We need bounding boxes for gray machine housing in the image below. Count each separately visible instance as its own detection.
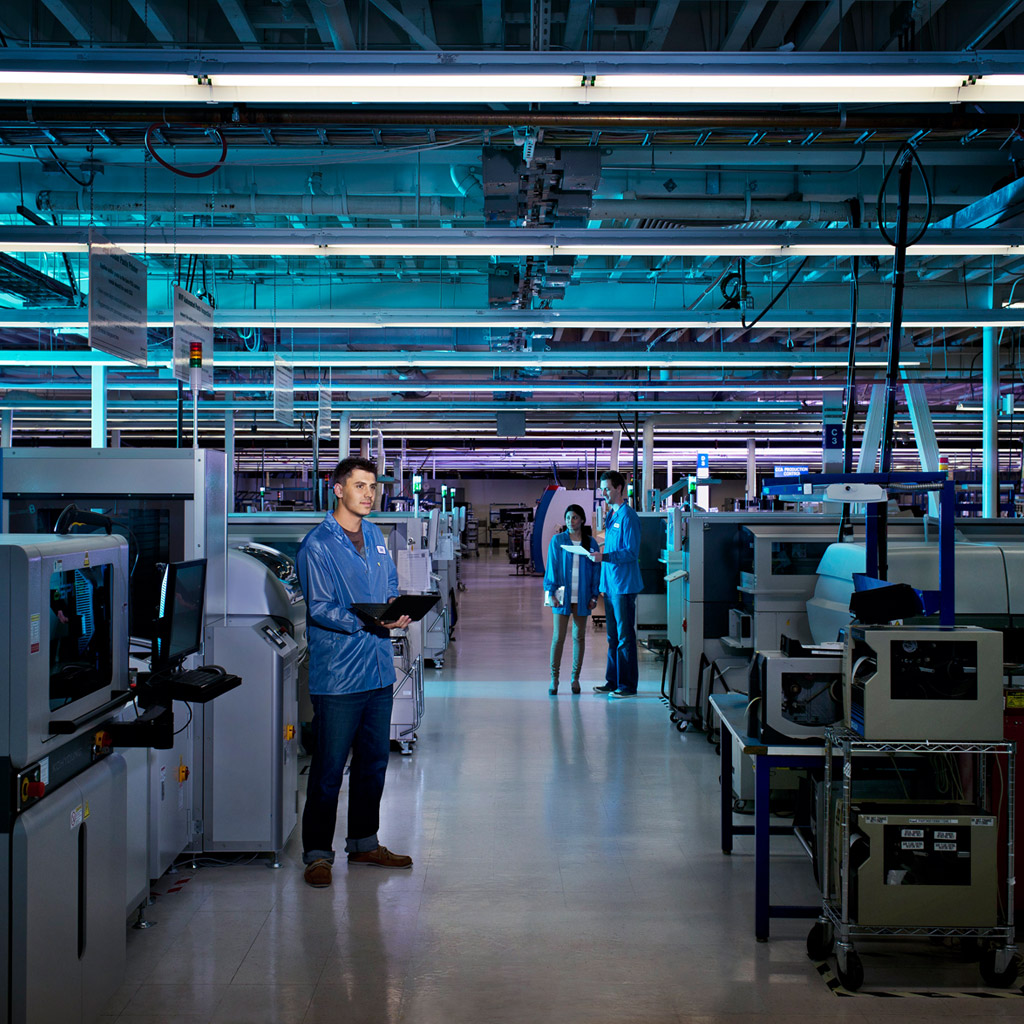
[202,616,301,853]
[747,651,843,743]
[844,625,1004,741]
[835,805,999,927]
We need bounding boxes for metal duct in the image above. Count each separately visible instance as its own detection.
[40,190,864,224]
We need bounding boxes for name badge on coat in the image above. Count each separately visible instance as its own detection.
[376,545,387,553]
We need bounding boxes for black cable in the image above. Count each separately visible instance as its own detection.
[46,146,95,188]
[877,142,932,247]
[144,123,228,179]
[173,702,193,735]
[743,257,809,331]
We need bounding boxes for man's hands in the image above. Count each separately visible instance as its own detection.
[380,614,412,630]
[591,549,602,563]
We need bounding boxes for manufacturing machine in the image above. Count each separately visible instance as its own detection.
[0,534,130,1024]
[844,625,1004,741]
[746,650,843,744]
[2,447,228,878]
[665,512,843,728]
[636,512,668,644]
[833,803,999,928]
[808,539,1024,644]
[202,617,300,855]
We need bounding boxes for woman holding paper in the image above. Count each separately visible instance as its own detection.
[543,504,600,695]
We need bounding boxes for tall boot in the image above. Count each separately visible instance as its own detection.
[549,673,559,696]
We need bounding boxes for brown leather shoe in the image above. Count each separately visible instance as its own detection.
[347,845,413,869]
[303,858,332,888]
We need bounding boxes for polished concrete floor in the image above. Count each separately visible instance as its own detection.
[102,549,1021,1023]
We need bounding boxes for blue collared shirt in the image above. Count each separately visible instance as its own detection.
[599,502,643,596]
[296,512,399,695]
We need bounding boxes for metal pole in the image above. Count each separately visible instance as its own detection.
[0,410,11,447]
[878,148,915,580]
[224,412,236,514]
[176,381,184,448]
[746,439,756,504]
[91,365,107,448]
[642,418,654,511]
[982,323,999,517]
[633,411,639,509]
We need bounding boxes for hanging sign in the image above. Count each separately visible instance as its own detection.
[318,386,333,440]
[273,357,294,426]
[87,230,148,366]
[172,286,213,390]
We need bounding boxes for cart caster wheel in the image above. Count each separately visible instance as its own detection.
[669,713,679,724]
[806,922,834,961]
[676,720,688,733]
[836,951,864,992]
[979,949,1021,988]
[732,798,751,813]
[434,660,444,670]
[399,742,413,756]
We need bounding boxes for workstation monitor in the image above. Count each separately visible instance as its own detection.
[151,559,208,672]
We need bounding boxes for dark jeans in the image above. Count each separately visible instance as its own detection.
[604,592,638,694]
[302,685,393,864]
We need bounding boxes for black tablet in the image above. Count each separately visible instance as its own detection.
[351,594,440,626]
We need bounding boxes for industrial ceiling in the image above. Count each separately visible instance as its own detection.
[1,0,1023,481]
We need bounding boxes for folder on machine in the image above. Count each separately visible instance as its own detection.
[352,594,440,626]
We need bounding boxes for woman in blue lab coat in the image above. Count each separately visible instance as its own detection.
[543,504,600,695]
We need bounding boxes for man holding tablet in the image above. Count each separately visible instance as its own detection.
[296,456,413,888]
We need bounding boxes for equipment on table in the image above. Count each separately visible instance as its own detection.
[747,650,843,744]
[844,625,1004,741]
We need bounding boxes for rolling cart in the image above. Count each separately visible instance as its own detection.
[808,725,1018,991]
[390,633,424,755]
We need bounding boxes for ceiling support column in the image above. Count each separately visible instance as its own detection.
[0,411,12,447]
[641,418,655,511]
[338,412,351,465]
[225,411,236,515]
[982,323,1000,517]
[91,366,107,448]
[746,439,757,504]
[902,371,941,518]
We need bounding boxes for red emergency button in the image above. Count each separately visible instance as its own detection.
[26,781,46,799]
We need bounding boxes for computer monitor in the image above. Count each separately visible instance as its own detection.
[152,559,208,670]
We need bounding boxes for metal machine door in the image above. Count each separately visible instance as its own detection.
[9,755,126,1024]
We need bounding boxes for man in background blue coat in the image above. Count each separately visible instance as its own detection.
[593,470,643,698]
[296,456,413,888]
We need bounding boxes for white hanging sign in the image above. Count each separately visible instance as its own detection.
[87,230,148,366]
[172,286,214,390]
[318,386,333,440]
[273,357,294,426]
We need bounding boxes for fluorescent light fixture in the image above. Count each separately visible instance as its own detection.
[0,349,921,370]
[0,64,1020,105]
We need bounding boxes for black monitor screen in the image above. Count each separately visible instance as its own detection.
[153,559,207,669]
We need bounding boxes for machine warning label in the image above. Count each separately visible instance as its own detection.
[909,818,958,825]
[935,831,957,841]
[971,817,995,827]
[934,842,958,852]
[901,829,924,838]
[30,613,40,653]
[39,758,49,785]
[901,841,925,850]
[70,805,83,829]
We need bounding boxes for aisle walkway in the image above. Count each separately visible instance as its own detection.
[102,550,994,1023]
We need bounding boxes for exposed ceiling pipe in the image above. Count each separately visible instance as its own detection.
[42,190,880,224]
[3,106,1017,132]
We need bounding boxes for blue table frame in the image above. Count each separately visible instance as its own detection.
[709,693,825,941]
